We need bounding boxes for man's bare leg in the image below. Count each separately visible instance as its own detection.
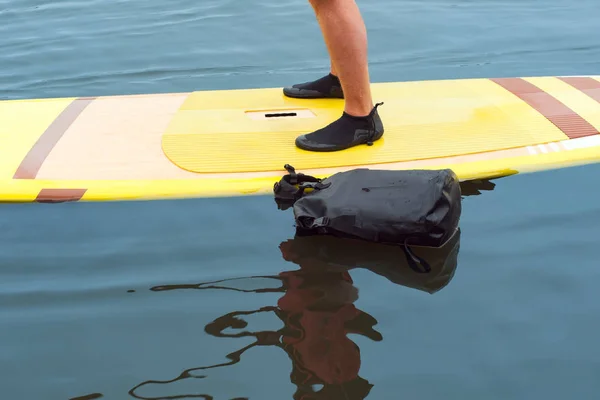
[287,0,384,152]
[312,0,373,116]
[283,0,373,114]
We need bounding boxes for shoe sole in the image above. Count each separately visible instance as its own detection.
[295,130,385,152]
[283,87,344,99]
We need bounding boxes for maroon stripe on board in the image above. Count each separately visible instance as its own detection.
[490,77,599,139]
[35,188,87,203]
[13,97,95,179]
[558,77,600,104]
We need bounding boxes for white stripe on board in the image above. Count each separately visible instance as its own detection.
[562,135,600,151]
[548,142,561,152]
[524,136,599,157]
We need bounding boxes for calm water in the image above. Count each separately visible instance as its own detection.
[1,1,600,399]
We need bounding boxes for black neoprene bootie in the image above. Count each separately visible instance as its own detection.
[295,102,384,152]
[283,73,344,99]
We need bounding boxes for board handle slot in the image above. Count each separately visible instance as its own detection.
[265,112,298,118]
[245,108,316,120]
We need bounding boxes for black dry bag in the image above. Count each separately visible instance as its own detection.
[273,164,462,248]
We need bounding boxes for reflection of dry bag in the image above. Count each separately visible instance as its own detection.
[273,164,462,248]
[282,228,461,294]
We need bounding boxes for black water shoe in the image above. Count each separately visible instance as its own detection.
[283,73,344,99]
[295,102,384,152]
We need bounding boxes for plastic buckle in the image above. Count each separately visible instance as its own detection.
[284,164,298,185]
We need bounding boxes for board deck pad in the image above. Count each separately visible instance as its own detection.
[161,78,587,174]
[1,75,600,203]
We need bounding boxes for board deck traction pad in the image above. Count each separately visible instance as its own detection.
[1,75,599,203]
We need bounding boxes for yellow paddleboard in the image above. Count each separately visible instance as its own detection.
[1,75,600,203]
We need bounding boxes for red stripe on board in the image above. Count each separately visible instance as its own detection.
[558,77,600,104]
[490,78,599,139]
[13,98,95,179]
[35,188,87,203]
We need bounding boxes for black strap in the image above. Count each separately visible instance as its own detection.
[273,164,329,210]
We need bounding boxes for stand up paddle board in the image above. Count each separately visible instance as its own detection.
[1,75,599,203]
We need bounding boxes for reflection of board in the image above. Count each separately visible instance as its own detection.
[1,76,600,203]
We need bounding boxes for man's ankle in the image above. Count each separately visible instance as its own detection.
[344,103,375,118]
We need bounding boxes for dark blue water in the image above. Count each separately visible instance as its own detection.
[1,1,600,399]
